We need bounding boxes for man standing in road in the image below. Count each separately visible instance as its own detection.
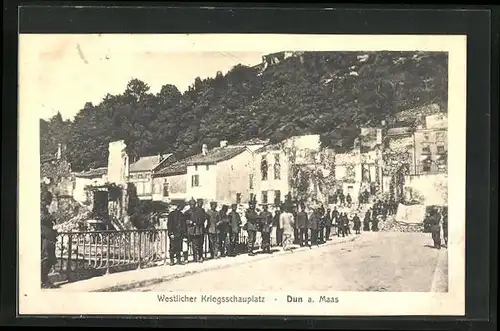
[296,204,309,247]
[206,201,221,259]
[352,212,361,235]
[318,205,326,243]
[167,202,187,265]
[331,206,339,236]
[186,199,207,262]
[429,209,441,249]
[228,204,242,256]
[363,209,371,231]
[218,205,230,257]
[279,205,295,251]
[259,204,273,254]
[309,208,321,246]
[245,200,260,256]
[324,208,332,241]
[273,206,283,246]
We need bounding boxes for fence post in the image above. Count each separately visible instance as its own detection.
[163,230,168,266]
[106,232,111,274]
[137,231,142,270]
[66,234,72,282]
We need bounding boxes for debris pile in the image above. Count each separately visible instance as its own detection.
[379,216,424,232]
[54,202,93,233]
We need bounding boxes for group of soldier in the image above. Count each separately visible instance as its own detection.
[165,194,397,266]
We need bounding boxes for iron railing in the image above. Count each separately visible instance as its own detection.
[52,229,273,284]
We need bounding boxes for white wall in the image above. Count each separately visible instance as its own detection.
[73,175,107,203]
[186,163,217,202]
[152,174,187,201]
[216,149,254,204]
[405,173,447,205]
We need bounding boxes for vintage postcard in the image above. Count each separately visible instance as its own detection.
[18,34,466,316]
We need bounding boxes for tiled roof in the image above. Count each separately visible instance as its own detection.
[186,147,246,166]
[153,147,247,177]
[130,154,172,173]
[73,167,108,178]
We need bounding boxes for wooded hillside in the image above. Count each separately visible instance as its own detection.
[40,51,448,172]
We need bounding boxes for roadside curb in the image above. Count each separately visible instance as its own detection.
[94,235,359,292]
[430,247,448,292]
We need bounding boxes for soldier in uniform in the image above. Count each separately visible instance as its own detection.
[363,209,371,231]
[259,204,273,254]
[318,205,326,243]
[228,204,242,256]
[186,199,207,262]
[335,209,343,237]
[371,214,380,232]
[331,206,339,236]
[245,200,259,256]
[352,212,361,234]
[40,187,58,288]
[429,210,441,249]
[309,208,321,246]
[273,206,283,246]
[342,212,351,236]
[167,202,187,265]
[218,205,230,257]
[324,208,332,241]
[206,201,221,259]
[296,204,309,247]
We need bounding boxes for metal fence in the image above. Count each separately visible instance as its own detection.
[52,229,265,284]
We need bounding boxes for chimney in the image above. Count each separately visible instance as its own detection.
[202,144,208,156]
[219,140,228,148]
[157,153,162,163]
[56,143,62,160]
[376,129,383,145]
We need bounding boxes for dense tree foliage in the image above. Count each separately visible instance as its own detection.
[40,51,448,172]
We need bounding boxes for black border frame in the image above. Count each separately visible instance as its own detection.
[2,2,497,329]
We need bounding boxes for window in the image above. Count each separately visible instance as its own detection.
[274,190,281,205]
[194,165,198,171]
[421,145,431,154]
[162,182,169,197]
[261,191,268,204]
[206,165,209,170]
[274,154,281,180]
[236,193,242,204]
[191,174,199,187]
[437,145,446,154]
[423,133,429,141]
[249,174,254,190]
[261,156,268,181]
[436,132,445,142]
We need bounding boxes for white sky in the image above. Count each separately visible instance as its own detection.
[20,34,459,122]
[19,35,266,120]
